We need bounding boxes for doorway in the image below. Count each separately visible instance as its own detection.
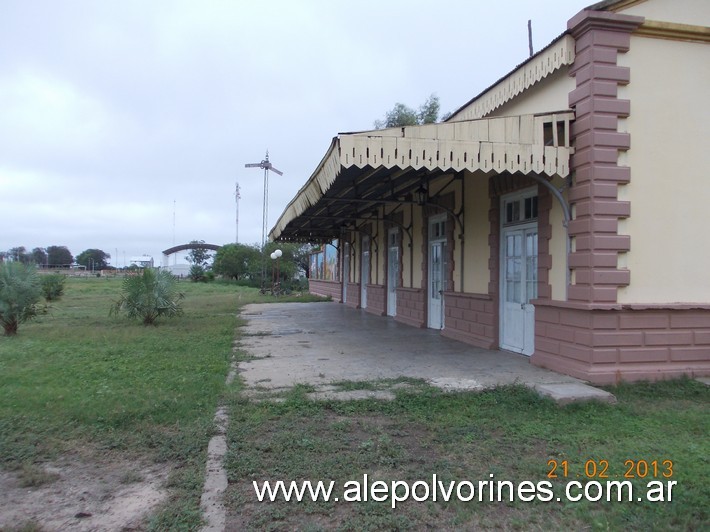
[387,228,399,317]
[500,190,538,355]
[360,235,369,309]
[428,215,447,329]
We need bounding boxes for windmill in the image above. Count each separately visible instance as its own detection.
[245,151,283,290]
[245,151,283,248]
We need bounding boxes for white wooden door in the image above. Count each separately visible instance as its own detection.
[387,229,399,317]
[360,236,369,309]
[387,247,398,316]
[501,226,537,355]
[428,240,446,329]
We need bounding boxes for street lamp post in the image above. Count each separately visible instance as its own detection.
[269,249,282,296]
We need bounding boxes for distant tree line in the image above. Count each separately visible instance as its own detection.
[0,246,111,270]
[212,242,310,289]
[373,93,449,129]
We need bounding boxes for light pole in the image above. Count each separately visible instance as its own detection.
[270,249,282,295]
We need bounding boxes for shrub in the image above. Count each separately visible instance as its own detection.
[189,265,206,283]
[0,262,41,336]
[110,268,184,325]
[40,273,66,301]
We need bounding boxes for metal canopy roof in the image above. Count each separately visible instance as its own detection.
[270,112,574,242]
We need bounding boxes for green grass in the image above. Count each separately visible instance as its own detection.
[225,376,709,530]
[4,278,708,530]
[0,277,293,530]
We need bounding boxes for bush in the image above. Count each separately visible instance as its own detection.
[40,273,66,301]
[0,262,41,336]
[189,265,206,282]
[110,269,184,325]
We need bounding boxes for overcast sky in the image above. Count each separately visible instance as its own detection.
[1,0,591,266]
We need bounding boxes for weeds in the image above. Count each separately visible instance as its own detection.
[0,277,242,529]
[226,378,709,530]
[16,463,60,488]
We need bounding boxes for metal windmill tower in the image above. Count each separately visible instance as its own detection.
[245,151,283,248]
[245,151,283,289]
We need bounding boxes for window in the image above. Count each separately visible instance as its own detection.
[504,194,537,226]
[429,218,446,240]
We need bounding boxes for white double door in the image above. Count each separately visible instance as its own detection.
[500,224,538,356]
[428,239,447,330]
[360,236,369,309]
[387,245,398,316]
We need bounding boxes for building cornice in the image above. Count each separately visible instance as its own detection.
[635,20,710,43]
[594,0,647,12]
[568,10,644,40]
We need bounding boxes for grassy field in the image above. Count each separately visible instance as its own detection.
[2,277,708,530]
[225,377,709,531]
[0,276,322,530]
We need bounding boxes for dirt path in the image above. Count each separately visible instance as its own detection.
[0,449,169,531]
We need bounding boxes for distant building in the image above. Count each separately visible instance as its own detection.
[163,264,191,277]
[129,256,154,268]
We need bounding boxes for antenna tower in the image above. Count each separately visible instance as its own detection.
[235,182,241,243]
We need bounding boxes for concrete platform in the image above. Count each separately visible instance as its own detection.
[532,383,617,405]
[238,302,615,405]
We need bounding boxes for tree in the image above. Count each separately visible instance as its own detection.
[46,246,73,268]
[186,240,212,267]
[263,242,309,288]
[188,264,206,282]
[110,268,184,326]
[373,94,440,129]
[417,94,440,125]
[290,244,311,279]
[7,247,30,264]
[30,248,48,266]
[40,273,66,301]
[0,262,41,335]
[76,249,111,271]
[212,243,261,281]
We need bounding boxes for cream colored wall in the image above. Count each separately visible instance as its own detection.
[548,177,568,301]
[462,174,490,294]
[616,35,710,303]
[618,0,710,26]
[485,69,575,119]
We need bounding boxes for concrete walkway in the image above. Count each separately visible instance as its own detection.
[202,302,616,530]
[237,302,615,404]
